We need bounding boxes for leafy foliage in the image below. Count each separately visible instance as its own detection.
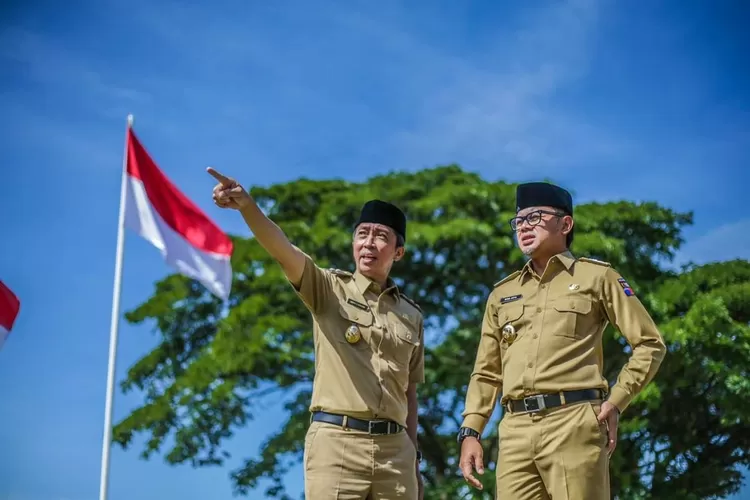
[112,166,750,499]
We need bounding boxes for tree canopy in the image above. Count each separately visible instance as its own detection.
[112,165,750,499]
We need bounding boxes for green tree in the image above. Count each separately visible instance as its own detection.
[112,166,750,499]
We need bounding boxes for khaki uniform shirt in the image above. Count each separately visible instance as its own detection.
[292,253,425,428]
[461,251,666,434]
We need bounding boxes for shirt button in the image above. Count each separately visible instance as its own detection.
[536,307,542,313]
[533,334,538,339]
[527,362,533,368]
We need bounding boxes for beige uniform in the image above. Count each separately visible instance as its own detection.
[462,251,666,499]
[292,252,425,499]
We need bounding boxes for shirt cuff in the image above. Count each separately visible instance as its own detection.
[460,414,488,436]
[607,385,632,414]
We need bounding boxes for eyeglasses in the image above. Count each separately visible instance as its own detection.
[509,210,565,231]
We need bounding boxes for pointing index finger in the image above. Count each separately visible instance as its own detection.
[206,167,233,186]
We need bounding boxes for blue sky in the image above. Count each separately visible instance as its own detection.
[1,0,748,499]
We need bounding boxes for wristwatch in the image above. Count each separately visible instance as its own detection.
[456,427,481,445]
[416,450,423,463]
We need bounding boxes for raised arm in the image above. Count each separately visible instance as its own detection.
[208,167,306,287]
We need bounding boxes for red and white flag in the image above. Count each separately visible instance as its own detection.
[0,280,20,350]
[124,128,233,300]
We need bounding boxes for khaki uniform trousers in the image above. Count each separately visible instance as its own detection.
[496,400,610,500]
[304,421,418,499]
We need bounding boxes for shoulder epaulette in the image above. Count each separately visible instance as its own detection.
[400,294,422,313]
[493,270,521,288]
[577,257,611,267]
[329,268,353,278]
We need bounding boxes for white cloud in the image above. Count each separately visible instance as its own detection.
[376,0,629,175]
[676,218,750,266]
[55,0,622,179]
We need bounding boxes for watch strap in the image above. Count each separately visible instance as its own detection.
[457,427,481,444]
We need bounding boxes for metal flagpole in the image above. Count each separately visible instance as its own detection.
[98,113,134,500]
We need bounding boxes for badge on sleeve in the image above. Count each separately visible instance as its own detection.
[617,278,635,297]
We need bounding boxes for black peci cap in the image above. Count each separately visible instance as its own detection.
[355,200,407,241]
[516,182,573,215]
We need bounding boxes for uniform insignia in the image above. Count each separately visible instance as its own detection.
[501,323,517,345]
[568,284,580,291]
[345,324,362,344]
[329,268,353,277]
[494,270,522,288]
[500,294,523,304]
[401,294,422,313]
[617,278,635,297]
[346,298,369,311]
[578,257,611,267]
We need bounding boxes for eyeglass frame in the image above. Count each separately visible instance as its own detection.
[508,209,567,231]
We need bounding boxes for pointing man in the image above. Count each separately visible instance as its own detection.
[457,182,667,499]
[207,168,425,499]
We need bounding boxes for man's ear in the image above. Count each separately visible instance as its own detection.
[562,215,574,235]
[394,246,406,262]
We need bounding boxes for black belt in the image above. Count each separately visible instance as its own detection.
[311,411,403,435]
[506,389,604,414]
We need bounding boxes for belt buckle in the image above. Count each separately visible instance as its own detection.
[523,394,546,413]
[368,420,395,434]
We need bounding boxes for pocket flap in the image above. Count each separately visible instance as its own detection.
[338,303,374,326]
[553,297,592,314]
[498,305,524,324]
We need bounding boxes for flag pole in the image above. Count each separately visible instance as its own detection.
[98,113,133,500]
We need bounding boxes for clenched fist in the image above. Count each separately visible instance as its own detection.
[207,167,253,210]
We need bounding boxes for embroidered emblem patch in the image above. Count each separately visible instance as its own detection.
[618,278,635,297]
[346,298,369,311]
[500,294,523,304]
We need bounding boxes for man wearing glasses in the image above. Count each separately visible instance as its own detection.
[456,182,667,499]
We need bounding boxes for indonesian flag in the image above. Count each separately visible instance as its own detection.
[0,280,20,350]
[124,128,233,300]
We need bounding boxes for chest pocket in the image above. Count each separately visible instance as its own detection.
[497,305,525,348]
[337,302,374,350]
[552,296,593,339]
[385,311,420,367]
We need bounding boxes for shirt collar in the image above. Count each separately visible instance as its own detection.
[519,250,576,282]
[354,271,400,299]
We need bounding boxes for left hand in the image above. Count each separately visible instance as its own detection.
[597,401,620,456]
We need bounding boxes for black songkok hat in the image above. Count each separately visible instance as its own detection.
[516,182,573,215]
[355,200,407,241]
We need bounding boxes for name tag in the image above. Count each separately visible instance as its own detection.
[346,298,369,311]
[500,294,523,304]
